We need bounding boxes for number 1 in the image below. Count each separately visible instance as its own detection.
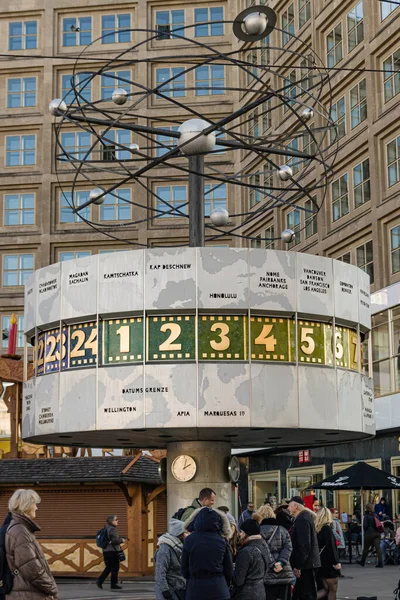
[116,325,130,353]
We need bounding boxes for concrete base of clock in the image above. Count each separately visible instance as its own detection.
[166,441,233,519]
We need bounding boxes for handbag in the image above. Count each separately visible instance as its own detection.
[117,550,126,562]
[374,515,384,534]
[262,527,292,580]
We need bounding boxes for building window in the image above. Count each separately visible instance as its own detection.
[7,77,36,108]
[287,209,301,247]
[101,71,130,99]
[249,174,262,207]
[353,159,370,208]
[156,126,179,157]
[156,68,185,97]
[99,249,127,254]
[391,225,400,274]
[347,1,364,52]
[60,191,91,223]
[156,10,184,40]
[387,135,400,187]
[264,225,275,249]
[101,14,131,44]
[62,17,92,46]
[99,190,131,221]
[283,70,297,112]
[9,21,37,50]
[327,23,343,68]
[61,132,91,161]
[383,49,400,103]
[195,65,225,95]
[380,1,398,20]
[330,97,346,143]
[101,129,131,161]
[59,251,91,261]
[204,183,227,216]
[2,315,24,349]
[3,254,34,286]
[304,198,317,238]
[350,79,367,129]
[287,138,300,174]
[5,135,36,167]
[332,174,349,222]
[194,7,223,37]
[156,185,187,217]
[62,73,92,104]
[4,194,35,226]
[251,235,262,249]
[337,252,351,263]
[282,4,295,46]
[299,0,311,28]
[302,128,316,166]
[356,240,374,283]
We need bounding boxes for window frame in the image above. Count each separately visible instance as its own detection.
[59,250,91,262]
[59,190,92,224]
[62,16,92,47]
[101,13,131,44]
[61,72,92,104]
[194,6,224,37]
[9,20,38,51]
[282,3,295,46]
[286,207,301,247]
[5,134,36,167]
[387,135,400,188]
[195,65,225,96]
[330,96,346,143]
[326,22,343,68]
[353,158,370,209]
[155,67,186,98]
[155,184,188,218]
[7,76,37,109]
[350,78,367,129]
[347,1,364,53]
[298,0,311,29]
[332,173,349,222]
[380,1,399,20]
[155,9,185,40]
[61,131,92,162]
[4,193,35,226]
[390,224,400,274]
[2,253,34,287]
[356,240,374,284]
[383,49,400,103]
[99,189,132,222]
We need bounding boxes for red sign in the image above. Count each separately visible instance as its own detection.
[298,451,304,464]
[304,450,310,463]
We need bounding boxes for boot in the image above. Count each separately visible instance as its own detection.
[356,560,365,567]
[375,563,383,568]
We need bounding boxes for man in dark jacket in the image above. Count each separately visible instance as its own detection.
[288,497,320,600]
[238,502,255,528]
[180,488,216,522]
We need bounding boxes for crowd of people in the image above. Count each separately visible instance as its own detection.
[154,488,343,600]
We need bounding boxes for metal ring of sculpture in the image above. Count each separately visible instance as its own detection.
[51,7,338,248]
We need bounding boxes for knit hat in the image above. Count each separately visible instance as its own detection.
[168,518,185,537]
[226,513,237,526]
[240,518,260,537]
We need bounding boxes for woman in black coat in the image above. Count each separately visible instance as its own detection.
[315,508,341,600]
[182,507,233,600]
[231,519,271,600]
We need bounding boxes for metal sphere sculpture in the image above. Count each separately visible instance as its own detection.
[52,6,338,248]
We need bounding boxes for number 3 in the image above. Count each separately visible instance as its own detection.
[300,327,315,355]
[210,323,230,351]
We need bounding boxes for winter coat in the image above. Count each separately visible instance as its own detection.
[363,514,378,534]
[238,510,254,528]
[374,501,391,520]
[317,525,340,579]
[154,533,186,600]
[275,509,292,531]
[103,523,124,553]
[0,512,12,600]
[180,499,202,522]
[260,518,293,586]
[332,518,345,549]
[290,509,321,571]
[182,507,233,600]
[231,537,270,600]
[5,513,58,600]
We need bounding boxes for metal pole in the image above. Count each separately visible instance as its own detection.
[188,155,205,247]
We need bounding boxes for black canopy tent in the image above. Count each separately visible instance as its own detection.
[314,461,400,548]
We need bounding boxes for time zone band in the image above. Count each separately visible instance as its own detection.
[32,313,362,376]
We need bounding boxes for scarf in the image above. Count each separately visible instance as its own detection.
[158,532,183,549]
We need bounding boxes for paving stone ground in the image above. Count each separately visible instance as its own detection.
[57,563,399,600]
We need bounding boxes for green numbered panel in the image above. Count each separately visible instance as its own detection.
[103,317,144,365]
[44,327,68,373]
[35,331,45,376]
[198,315,247,361]
[69,321,98,368]
[147,315,195,362]
[333,326,350,368]
[297,320,334,366]
[250,316,295,362]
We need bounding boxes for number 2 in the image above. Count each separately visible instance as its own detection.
[46,335,57,363]
[159,323,182,351]
[210,323,230,351]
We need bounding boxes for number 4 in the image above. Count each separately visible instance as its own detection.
[254,324,277,351]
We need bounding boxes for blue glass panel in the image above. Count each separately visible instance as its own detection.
[210,7,223,35]
[9,37,22,51]
[21,254,34,269]
[4,211,19,226]
[195,8,208,36]
[8,79,21,92]
[4,255,18,270]
[80,31,92,45]
[24,78,36,90]
[23,136,35,150]
[118,14,131,41]
[25,22,37,35]
[4,273,18,286]
[100,206,115,220]
[156,11,169,25]
[21,210,34,225]
[6,137,20,151]
[63,18,76,31]
[102,15,115,43]
[172,10,184,24]
[5,195,19,210]
[173,186,187,202]
[25,36,37,50]
[9,22,22,35]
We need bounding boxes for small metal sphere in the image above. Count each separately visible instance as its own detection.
[129,143,140,152]
[302,107,314,121]
[210,208,229,227]
[49,98,67,116]
[89,188,105,205]
[278,165,293,181]
[243,12,267,36]
[112,88,128,105]
[281,229,295,244]
[178,119,216,155]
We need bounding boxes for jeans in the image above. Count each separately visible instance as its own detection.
[98,551,120,587]
[293,569,317,600]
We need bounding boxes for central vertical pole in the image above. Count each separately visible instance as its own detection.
[188,155,205,247]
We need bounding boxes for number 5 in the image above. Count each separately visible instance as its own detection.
[300,327,315,355]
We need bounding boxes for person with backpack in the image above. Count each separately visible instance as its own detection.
[5,489,58,600]
[178,488,216,522]
[256,504,293,600]
[231,519,272,600]
[356,503,384,568]
[154,518,187,600]
[96,514,127,590]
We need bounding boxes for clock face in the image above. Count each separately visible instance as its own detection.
[171,455,197,482]
[228,456,241,483]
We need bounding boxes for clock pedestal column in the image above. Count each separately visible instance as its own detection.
[167,441,233,519]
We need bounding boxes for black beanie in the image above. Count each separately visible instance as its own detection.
[240,518,260,536]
